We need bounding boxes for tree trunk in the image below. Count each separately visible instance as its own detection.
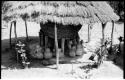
[54,23,59,69]
[9,22,13,48]
[24,20,29,41]
[111,21,114,48]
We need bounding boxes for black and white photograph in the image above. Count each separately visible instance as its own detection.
[1,1,124,80]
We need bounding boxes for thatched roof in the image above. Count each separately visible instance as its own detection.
[2,1,119,25]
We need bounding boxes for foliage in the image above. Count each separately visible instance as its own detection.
[108,1,124,21]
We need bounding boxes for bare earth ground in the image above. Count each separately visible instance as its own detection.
[1,20,124,80]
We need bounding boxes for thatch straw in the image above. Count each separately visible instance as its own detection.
[2,1,119,25]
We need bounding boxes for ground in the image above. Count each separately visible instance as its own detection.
[1,20,124,80]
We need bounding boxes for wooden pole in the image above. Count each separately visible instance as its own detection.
[54,23,59,69]
[39,29,41,46]
[111,21,114,48]
[88,24,91,42]
[43,34,45,47]
[102,23,105,46]
[88,24,90,42]
[9,22,13,48]
[40,23,44,46]
[99,23,106,66]
[24,20,29,41]
[14,21,17,43]
[45,36,48,48]
[61,38,65,54]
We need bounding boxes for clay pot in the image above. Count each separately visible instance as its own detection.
[44,48,52,59]
[30,45,44,59]
[120,41,124,55]
[76,43,84,56]
[69,46,76,57]
[58,49,64,58]
[68,41,73,49]
[53,48,64,58]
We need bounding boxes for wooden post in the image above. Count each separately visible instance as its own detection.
[14,21,17,43]
[88,24,90,42]
[102,23,105,46]
[54,23,59,69]
[9,22,13,48]
[101,23,107,51]
[39,23,44,46]
[111,21,114,48]
[24,20,29,41]
[88,24,91,42]
[45,36,48,48]
[61,38,65,54]
[43,34,45,47]
[99,23,106,66]
[39,29,42,46]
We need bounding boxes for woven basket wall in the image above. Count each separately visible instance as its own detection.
[40,22,82,39]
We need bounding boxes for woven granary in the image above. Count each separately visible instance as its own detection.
[40,22,82,39]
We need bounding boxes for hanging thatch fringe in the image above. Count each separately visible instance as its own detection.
[2,1,119,25]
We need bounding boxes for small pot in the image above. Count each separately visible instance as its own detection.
[58,49,64,58]
[44,48,52,59]
[69,46,76,57]
[76,43,84,56]
[53,48,64,58]
[31,45,44,59]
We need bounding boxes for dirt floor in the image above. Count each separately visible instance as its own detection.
[1,21,124,80]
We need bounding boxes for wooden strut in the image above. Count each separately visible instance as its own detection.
[54,23,59,69]
[24,20,29,41]
[111,21,114,49]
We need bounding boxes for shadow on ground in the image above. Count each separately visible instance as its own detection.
[107,53,123,70]
[1,36,84,70]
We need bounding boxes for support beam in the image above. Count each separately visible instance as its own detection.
[101,23,106,46]
[40,23,44,47]
[99,23,106,66]
[45,36,48,48]
[87,24,93,43]
[9,22,13,48]
[54,23,59,69]
[61,38,65,54]
[14,21,17,43]
[43,34,45,47]
[24,20,29,41]
[111,21,114,48]
[88,24,90,42]
[39,29,42,46]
